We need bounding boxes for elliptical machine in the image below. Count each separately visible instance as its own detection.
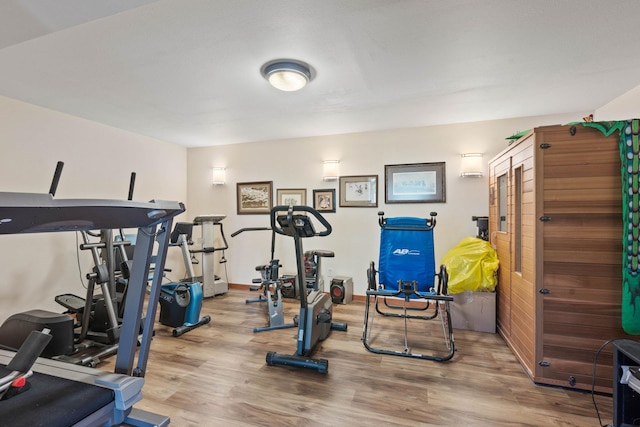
[265,205,347,374]
[230,226,296,333]
[0,163,134,367]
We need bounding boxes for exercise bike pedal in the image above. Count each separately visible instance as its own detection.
[55,294,86,313]
[317,309,331,324]
[330,322,348,332]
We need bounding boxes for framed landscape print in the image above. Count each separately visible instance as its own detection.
[339,175,378,207]
[236,181,273,214]
[385,162,446,203]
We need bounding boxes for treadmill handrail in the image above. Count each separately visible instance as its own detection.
[0,192,184,234]
[0,190,183,426]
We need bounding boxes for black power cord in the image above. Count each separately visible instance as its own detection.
[592,338,622,427]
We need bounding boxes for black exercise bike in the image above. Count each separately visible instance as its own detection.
[265,205,347,374]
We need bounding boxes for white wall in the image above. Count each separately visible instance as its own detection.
[595,83,640,120]
[0,96,188,323]
[0,89,623,325]
[186,111,587,296]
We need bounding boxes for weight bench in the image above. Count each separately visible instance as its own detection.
[362,212,455,362]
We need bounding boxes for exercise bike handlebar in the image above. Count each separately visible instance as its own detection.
[230,226,271,238]
[270,205,332,238]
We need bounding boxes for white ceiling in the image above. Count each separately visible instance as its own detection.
[1,0,639,148]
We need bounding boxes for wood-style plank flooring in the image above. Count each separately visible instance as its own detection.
[107,288,613,427]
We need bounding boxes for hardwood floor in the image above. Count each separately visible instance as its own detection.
[108,288,613,427]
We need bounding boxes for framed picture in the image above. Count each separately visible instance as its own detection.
[276,188,307,206]
[385,162,446,203]
[339,175,378,207]
[313,189,336,213]
[236,181,273,214]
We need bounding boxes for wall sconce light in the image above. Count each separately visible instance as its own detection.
[460,153,484,177]
[322,160,340,181]
[212,167,226,185]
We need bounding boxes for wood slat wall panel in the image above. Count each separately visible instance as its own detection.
[543,189,621,204]
[492,137,538,379]
[520,255,535,281]
[544,286,621,304]
[508,324,535,370]
[511,146,535,166]
[539,125,627,392]
[521,209,535,226]
[544,261,620,278]
[495,223,511,337]
[543,151,619,167]
[542,203,622,215]
[547,225,622,237]
[541,143,618,158]
[543,175,620,190]
[509,273,535,370]
[498,134,533,160]
[543,249,620,264]
[541,129,606,142]
[544,273,622,293]
[537,358,607,391]
[542,346,607,372]
[543,236,621,252]
[544,162,620,178]
[495,235,510,256]
[544,305,622,328]
[521,190,535,206]
[543,333,617,361]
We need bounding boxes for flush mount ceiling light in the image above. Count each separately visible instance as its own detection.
[261,59,313,92]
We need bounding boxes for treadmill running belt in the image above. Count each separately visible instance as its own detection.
[0,365,114,427]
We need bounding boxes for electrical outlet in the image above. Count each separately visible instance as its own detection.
[327,268,334,277]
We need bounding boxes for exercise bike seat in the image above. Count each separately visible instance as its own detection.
[306,249,335,258]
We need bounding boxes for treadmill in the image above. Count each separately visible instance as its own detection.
[0,191,184,426]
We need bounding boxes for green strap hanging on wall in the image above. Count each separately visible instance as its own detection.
[582,119,640,334]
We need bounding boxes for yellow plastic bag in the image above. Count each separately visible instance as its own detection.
[441,237,499,294]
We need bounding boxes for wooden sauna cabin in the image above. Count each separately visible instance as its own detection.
[488,123,635,393]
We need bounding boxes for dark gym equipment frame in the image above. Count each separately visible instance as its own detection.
[0,163,184,426]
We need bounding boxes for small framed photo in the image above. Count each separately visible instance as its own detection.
[385,162,446,203]
[339,175,378,207]
[276,188,307,206]
[237,181,273,214]
[313,189,336,213]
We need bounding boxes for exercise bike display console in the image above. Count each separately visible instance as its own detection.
[265,205,347,374]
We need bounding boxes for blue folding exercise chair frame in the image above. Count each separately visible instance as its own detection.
[362,211,455,362]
